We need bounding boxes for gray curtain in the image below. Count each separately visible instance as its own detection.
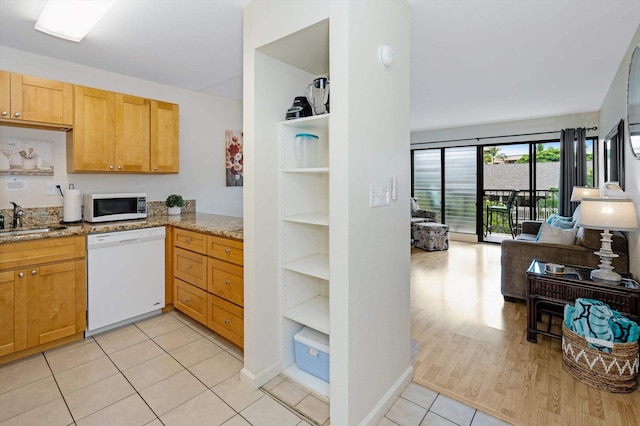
[558,128,587,216]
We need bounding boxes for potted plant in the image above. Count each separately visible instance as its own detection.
[166,194,184,215]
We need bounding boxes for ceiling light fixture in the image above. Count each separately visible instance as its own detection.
[35,0,116,42]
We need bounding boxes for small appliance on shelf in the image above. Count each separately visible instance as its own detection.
[286,96,313,120]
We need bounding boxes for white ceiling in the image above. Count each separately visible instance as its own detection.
[1,0,639,132]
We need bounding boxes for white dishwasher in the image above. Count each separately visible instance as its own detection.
[86,226,166,336]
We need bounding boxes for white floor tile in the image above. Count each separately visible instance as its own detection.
[240,395,302,426]
[212,373,264,412]
[0,376,61,422]
[160,390,235,426]
[385,397,428,426]
[429,394,476,426]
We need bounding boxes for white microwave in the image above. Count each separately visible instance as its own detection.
[84,193,147,223]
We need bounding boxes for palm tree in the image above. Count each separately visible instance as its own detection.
[484,146,506,164]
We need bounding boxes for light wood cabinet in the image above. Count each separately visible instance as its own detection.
[116,94,150,172]
[174,278,207,326]
[0,236,86,364]
[67,86,179,173]
[67,86,115,172]
[0,70,73,128]
[172,227,244,348]
[151,101,179,173]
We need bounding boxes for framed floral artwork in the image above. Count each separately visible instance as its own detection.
[225,130,243,186]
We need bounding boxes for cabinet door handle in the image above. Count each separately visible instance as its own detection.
[224,319,231,325]
[153,167,158,171]
[31,270,37,275]
[185,264,192,270]
[109,165,114,170]
[13,112,20,118]
[117,165,122,170]
[1,111,7,116]
[185,297,191,303]
[224,248,231,254]
[184,238,191,243]
[225,280,231,286]
[18,272,24,278]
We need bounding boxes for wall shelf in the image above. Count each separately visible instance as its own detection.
[282,295,329,334]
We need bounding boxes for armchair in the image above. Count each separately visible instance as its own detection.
[411,197,437,224]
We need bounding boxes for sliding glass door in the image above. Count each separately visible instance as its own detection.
[412,137,595,242]
[412,147,476,233]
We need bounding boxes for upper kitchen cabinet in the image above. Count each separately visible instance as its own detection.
[116,94,151,172]
[68,86,115,172]
[67,85,179,173]
[150,101,179,173]
[0,70,73,129]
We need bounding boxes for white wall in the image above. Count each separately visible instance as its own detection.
[0,46,243,217]
[411,111,600,149]
[600,23,640,279]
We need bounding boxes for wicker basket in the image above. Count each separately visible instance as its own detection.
[562,323,639,393]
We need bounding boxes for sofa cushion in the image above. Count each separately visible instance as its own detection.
[576,227,603,251]
[536,222,578,245]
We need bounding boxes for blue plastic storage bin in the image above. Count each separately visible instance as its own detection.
[294,327,330,382]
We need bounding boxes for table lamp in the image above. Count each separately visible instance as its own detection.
[570,186,600,202]
[578,198,638,282]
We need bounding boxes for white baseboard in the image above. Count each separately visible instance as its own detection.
[359,366,414,425]
[240,361,282,390]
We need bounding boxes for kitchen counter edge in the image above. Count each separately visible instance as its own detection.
[0,213,244,244]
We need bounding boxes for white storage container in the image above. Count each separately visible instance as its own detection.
[294,326,330,382]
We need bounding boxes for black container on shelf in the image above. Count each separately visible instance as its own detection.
[286,96,313,120]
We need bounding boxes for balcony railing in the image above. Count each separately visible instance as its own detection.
[483,189,558,237]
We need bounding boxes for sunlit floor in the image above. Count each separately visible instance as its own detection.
[410,241,640,425]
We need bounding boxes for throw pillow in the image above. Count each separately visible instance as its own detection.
[572,204,582,223]
[546,213,573,224]
[536,222,578,245]
[575,227,603,251]
[549,216,576,229]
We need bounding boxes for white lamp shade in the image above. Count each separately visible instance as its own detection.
[570,186,600,202]
[578,198,638,231]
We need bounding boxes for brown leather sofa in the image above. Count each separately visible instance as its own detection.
[500,220,629,301]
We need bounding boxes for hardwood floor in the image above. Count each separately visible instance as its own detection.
[410,241,640,426]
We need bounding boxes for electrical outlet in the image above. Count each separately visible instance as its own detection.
[369,183,390,208]
[46,183,62,196]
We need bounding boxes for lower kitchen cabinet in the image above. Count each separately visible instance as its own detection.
[173,278,207,326]
[171,227,244,348]
[207,294,243,347]
[0,236,86,364]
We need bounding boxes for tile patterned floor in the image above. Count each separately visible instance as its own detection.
[0,310,510,425]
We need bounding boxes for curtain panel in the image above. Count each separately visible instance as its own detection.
[558,128,587,216]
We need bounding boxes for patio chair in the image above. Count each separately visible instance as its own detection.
[485,189,519,238]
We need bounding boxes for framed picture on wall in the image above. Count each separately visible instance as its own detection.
[0,138,54,176]
[225,130,243,186]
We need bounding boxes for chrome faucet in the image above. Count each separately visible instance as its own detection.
[10,202,23,228]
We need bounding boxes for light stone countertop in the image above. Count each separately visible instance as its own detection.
[0,212,244,244]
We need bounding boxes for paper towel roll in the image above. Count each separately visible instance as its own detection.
[63,189,82,222]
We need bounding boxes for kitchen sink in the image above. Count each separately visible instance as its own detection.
[0,225,67,237]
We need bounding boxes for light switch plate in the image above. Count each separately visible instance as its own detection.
[370,183,390,207]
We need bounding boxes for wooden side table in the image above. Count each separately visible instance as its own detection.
[526,259,640,343]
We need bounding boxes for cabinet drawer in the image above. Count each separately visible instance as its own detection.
[208,259,244,307]
[174,247,206,290]
[174,228,207,254]
[174,279,206,325]
[0,236,85,271]
[207,294,243,348]
[208,236,243,266]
